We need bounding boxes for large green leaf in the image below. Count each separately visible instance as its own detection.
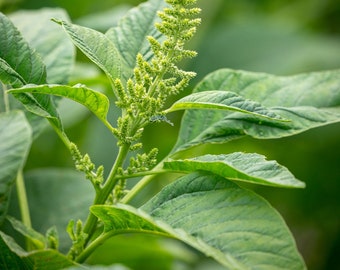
[8,84,111,129]
[0,111,31,225]
[92,172,306,269]
[166,90,287,121]
[143,172,306,269]
[173,69,340,153]
[9,8,75,84]
[0,12,46,87]
[105,0,166,80]
[0,231,76,270]
[53,19,128,83]
[164,152,305,188]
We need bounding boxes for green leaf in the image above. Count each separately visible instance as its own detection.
[164,152,305,188]
[0,231,76,270]
[0,12,46,86]
[105,0,166,80]
[53,19,127,83]
[9,8,75,84]
[6,216,46,250]
[167,90,287,121]
[173,69,340,153]
[92,172,306,269]
[8,84,111,128]
[0,58,25,87]
[143,172,306,269]
[0,111,31,225]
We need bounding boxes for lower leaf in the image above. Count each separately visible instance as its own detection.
[92,172,306,269]
[0,231,76,270]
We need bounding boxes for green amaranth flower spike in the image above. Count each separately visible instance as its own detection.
[113,0,201,150]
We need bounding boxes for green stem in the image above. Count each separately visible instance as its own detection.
[120,161,165,204]
[80,143,130,247]
[2,83,10,112]
[16,170,33,250]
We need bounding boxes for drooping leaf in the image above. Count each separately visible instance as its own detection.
[0,12,47,87]
[166,90,288,121]
[0,231,76,270]
[0,111,31,225]
[53,19,128,83]
[173,69,340,153]
[105,0,166,80]
[164,152,305,188]
[92,172,306,269]
[9,8,75,84]
[8,84,111,129]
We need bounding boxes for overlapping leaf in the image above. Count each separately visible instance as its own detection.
[0,12,46,87]
[173,69,340,153]
[0,111,31,225]
[53,19,127,83]
[164,152,305,188]
[8,84,111,128]
[105,0,166,80]
[0,12,63,133]
[9,8,75,84]
[0,232,76,270]
[92,172,306,269]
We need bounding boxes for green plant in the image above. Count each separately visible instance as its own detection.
[1,0,340,269]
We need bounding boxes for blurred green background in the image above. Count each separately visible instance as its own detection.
[1,0,340,269]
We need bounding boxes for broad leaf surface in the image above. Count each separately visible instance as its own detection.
[9,8,75,84]
[53,19,128,82]
[0,111,31,225]
[173,69,340,153]
[92,172,305,269]
[164,152,305,188]
[167,90,287,121]
[0,12,46,86]
[105,0,166,80]
[9,84,111,128]
[0,232,76,270]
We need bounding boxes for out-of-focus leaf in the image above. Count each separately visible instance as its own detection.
[0,111,31,225]
[9,169,94,252]
[75,5,132,32]
[9,8,75,84]
[105,0,166,80]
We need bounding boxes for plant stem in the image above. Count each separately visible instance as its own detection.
[16,170,33,250]
[80,143,130,247]
[121,161,165,204]
[2,83,10,112]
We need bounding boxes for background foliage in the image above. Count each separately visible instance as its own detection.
[1,0,339,269]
